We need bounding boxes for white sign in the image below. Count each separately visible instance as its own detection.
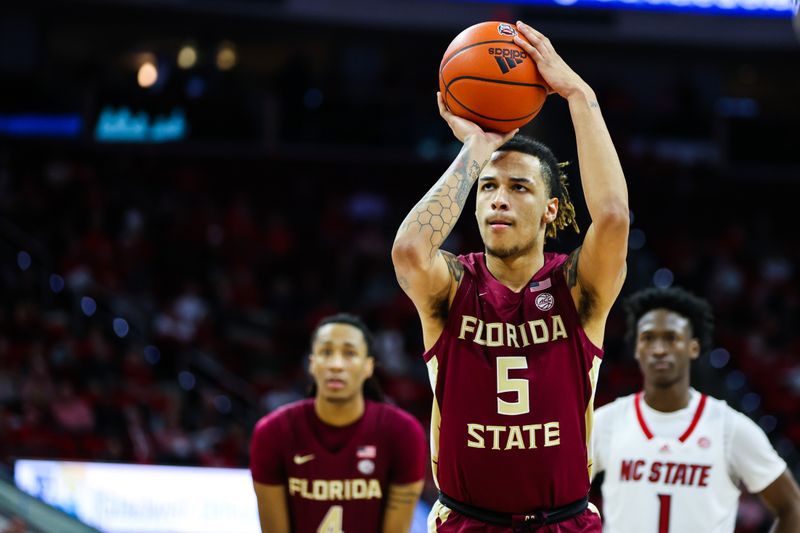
[14,460,259,533]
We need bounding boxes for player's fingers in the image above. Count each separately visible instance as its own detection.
[437,91,450,117]
[516,21,554,54]
[501,128,519,144]
[513,35,543,62]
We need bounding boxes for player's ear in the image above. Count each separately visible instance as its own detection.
[689,338,700,360]
[543,197,558,224]
[364,356,375,378]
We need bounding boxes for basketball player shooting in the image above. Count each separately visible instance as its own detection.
[592,287,800,533]
[249,314,427,533]
[392,21,629,532]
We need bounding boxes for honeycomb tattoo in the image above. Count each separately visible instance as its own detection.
[397,156,483,262]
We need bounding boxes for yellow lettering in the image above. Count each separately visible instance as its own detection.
[523,424,542,449]
[528,319,549,344]
[302,479,313,499]
[518,323,530,347]
[486,322,503,347]
[544,422,561,447]
[329,480,343,500]
[288,478,302,496]
[474,319,486,345]
[313,480,327,500]
[467,423,485,448]
[459,315,477,340]
[505,425,525,450]
[367,479,382,499]
[352,479,367,499]
[486,425,507,450]
[551,315,567,341]
[286,478,384,501]
[506,323,519,348]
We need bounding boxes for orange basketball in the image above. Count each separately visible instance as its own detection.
[439,21,548,133]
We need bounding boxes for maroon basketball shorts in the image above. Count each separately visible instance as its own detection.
[429,500,602,533]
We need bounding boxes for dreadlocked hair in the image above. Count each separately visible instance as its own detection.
[496,134,580,239]
[307,313,385,402]
[623,287,715,355]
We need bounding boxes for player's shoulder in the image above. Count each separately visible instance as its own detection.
[253,398,312,435]
[706,394,761,430]
[595,393,636,420]
[695,393,737,423]
[454,252,482,277]
[370,401,424,431]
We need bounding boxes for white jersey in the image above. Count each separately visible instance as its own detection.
[592,390,786,533]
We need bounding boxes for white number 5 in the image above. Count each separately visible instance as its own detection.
[496,356,530,415]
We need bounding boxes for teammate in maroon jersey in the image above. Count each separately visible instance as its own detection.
[392,21,629,532]
[250,314,427,533]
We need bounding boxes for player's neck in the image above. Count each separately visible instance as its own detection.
[642,383,692,412]
[484,250,545,292]
[314,395,366,427]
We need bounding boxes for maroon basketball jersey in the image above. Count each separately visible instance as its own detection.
[250,399,426,533]
[424,252,603,513]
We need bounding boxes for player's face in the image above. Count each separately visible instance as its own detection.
[475,151,558,259]
[309,323,374,403]
[635,309,700,388]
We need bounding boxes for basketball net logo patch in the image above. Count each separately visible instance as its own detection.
[535,293,554,311]
[497,23,517,37]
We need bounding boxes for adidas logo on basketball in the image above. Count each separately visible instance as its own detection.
[487,48,527,74]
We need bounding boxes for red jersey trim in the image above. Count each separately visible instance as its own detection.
[678,393,707,443]
[634,392,708,442]
[634,392,654,440]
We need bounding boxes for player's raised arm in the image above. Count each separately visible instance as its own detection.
[392,94,516,347]
[514,21,629,341]
[252,481,290,533]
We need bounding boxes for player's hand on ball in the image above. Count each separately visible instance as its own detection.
[437,92,518,149]
[513,21,590,100]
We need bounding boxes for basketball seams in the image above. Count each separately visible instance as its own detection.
[446,88,546,122]
[439,39,515,74]
[445,76,547,90]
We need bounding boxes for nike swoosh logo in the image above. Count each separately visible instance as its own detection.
[293,454,315,465]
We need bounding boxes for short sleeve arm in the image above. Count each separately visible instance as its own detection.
[250,414,287,485]
[727,410,786,493]
[388,411,428,485]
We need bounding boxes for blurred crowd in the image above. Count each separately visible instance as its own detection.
[1,139,798,528]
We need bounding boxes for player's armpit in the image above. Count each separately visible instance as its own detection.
[758,469,800,533]
[253,481,290,533]
[382,480,425,533]
[392,248,462,348]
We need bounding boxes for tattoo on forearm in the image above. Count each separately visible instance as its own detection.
[442,251,464,283]
[590,101,600,108]
[565,246,581,287]
[386,487,423,510]
[396,149,486,260]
